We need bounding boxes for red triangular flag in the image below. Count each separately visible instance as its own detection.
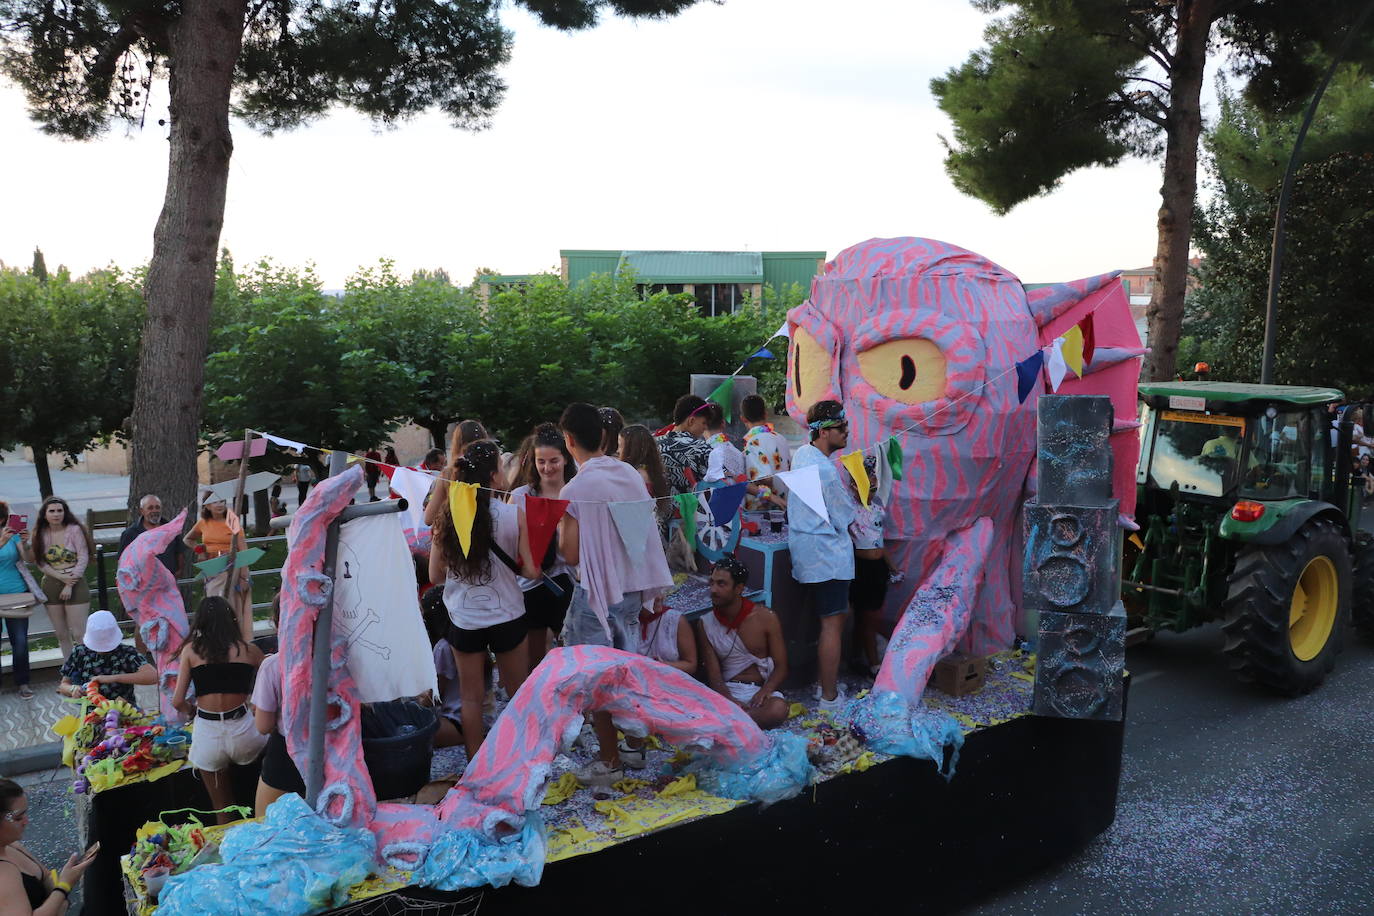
[378,463,397,481]
[1078,312,1096,368]
[524,495,569,572]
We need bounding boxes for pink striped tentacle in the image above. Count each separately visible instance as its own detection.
[115,509,191,722]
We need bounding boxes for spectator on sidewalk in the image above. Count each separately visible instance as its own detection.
[117,494,186,576]
[0,500,43,700]
[33,496,92,661]
[364,447,383,501]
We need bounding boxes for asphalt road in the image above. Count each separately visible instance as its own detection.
[968,623,1374,915]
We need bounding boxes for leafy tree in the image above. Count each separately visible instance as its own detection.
[0,0,714,516]
[0,267,144,498]
[30,248,47,283]
[931,0,1374,381]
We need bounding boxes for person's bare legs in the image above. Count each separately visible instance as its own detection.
[455,650,488,761]
[526,628,548,671]
[859,609,882,669]
[433,717,464,749]
[818,612,848,701]
[254,780,288,818]
[48,602,74,659]
[493,638,529,701]
[202,768,237,824]
[592,711,621,766]
[67,602,89,646]
[748,696,790,730]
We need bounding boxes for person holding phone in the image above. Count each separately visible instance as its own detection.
[32,497,92,662]
[0,501,43,700]
[0,777,99,915]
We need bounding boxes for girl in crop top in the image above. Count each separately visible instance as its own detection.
[171,596,266,824]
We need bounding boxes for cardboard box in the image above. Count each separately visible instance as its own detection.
[931,654,986,697]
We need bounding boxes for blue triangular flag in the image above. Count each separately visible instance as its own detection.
[705,482,747,527]
[1016,351,1045,404]
[749,347,775,361]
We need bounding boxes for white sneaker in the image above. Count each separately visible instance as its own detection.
[818,690,847,715]
[618,741,647,769]
[573,759,624,788]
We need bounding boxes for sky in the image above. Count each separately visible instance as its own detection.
[0,0,1175,289]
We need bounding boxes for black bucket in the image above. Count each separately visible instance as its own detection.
[361,700,439,800]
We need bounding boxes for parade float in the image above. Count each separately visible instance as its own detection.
[109,237,1141,915]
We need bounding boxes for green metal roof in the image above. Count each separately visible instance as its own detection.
[1138,381,1344,405]
[616,251,764,284]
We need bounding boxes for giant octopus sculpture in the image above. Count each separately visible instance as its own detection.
[785,237,1143,761]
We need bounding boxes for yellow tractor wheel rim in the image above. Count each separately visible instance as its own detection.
[1289,555,1338,662]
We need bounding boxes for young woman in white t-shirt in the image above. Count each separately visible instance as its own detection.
[508,423,577,669]
[428,440,538,760]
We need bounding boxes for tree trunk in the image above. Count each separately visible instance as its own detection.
[420,419,449,450]
[31,447,53,499]
[1142,1,1212,382]
[127,0,248,520]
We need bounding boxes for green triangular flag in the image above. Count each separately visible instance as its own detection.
[674,492,699,548]
[194,554,232,579]
[885,438,904,482]
[231,547,266,570]
[707,377,734,423]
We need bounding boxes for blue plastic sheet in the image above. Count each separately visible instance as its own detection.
[692,731,814,805]
[156,795,377,916]
[847,689,964,779]
[416,812,547,891]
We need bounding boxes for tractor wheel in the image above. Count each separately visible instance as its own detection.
[1351,533,1374,639]
[1221,518,1349,696]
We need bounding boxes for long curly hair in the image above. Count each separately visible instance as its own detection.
[432,439,501,583]
[188,596,247,665]
[619,424,671,506]
[522,422,575,496]
[33,495,93,561]
[447,419,489,466]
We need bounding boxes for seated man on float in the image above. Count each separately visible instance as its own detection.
[698,555,789,729]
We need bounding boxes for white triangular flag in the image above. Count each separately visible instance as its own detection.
[607,499,656,567]
[770,321,790,340]
[389,466,436,532]
[778,464,829,526]
[1045,339,1069,392]
[262,432,309,453]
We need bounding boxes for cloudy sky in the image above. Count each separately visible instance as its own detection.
[1,0,1178,288]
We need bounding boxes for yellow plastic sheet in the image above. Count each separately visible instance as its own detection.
[547,821,617,863]
[541,771,580,806]
[592,790,744,839]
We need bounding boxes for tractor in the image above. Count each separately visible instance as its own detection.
[1124,381,1374,694]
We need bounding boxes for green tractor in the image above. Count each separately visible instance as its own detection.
[1125,381,1374,694]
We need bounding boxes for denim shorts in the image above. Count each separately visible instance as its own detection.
[806,578,851,617]
[565,588,644,655]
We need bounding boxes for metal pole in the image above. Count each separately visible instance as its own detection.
[95,544,108,612]
[1261,0,1374,384]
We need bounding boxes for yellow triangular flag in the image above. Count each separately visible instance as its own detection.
[448,481,479,556]
[346,454,363,464]
[840,450,870,507]
[1062,324,1085,378]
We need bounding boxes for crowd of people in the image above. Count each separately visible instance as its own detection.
[0,388,897,810]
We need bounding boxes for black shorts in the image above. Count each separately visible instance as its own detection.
[259,730,305,794]
[523,574,574,632]
[849,556,890,614]
[448,616,527,655]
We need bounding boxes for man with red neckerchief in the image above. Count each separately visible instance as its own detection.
[697,555,790,729]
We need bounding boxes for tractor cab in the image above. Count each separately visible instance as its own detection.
[1127,381,1371,695]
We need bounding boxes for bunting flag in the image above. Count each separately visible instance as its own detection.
[1046,339,1069,392]
[749,347,775,361]
[608,499,655,567]
[707,377,735,423]
[777,464,829,526]
[346,454,364,464]
[705,482,747,526]
[674,493,699,547]
[389,466,435,530]
[524,495,570,572]
[770,321,790,340]
[225,506,244,537]
[1016,350,1045,404]
[1062,324,1085,378]
[216,438,267,461]
[448,481,479,556]
[261,432,308,453]
[194,554,232,579]
[840,450,870,507]
[886,437,904,482]
[1078,312,1096,367]
[231,547,265,570]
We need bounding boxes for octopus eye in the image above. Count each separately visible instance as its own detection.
[787,325,832,414]
[858,338,947,404]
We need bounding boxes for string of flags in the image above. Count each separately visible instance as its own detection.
[236,298,1116,554]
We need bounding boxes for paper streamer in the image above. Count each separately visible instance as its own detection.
[608,500,656,567]
[674,493,699,548]
[777,464,829,526]
[524,495,569,572]
[840,450,870,507]
[705,482,746,526]
[1046,339,1069,392]
[448,482,479,557]
[262,432,309,452]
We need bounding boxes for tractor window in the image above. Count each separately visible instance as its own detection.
[1147,412,1244,497]
[1239,408,1311,500]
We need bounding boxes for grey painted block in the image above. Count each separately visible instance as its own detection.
[1032,606,1125,721]
[1022,500,1120,616]
[1036,395,1114,506]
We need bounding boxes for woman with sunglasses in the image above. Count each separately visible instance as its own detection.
[0,776,99,915]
